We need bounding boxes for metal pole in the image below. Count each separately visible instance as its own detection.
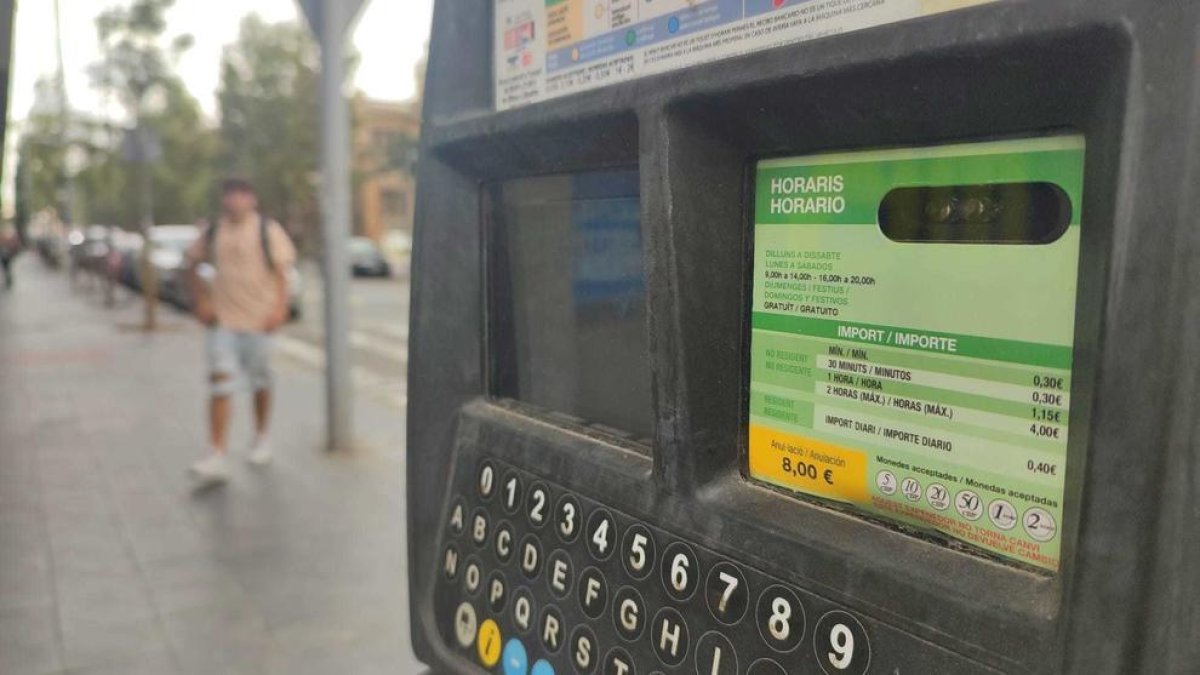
[51,0,74,225]
[137,106,158,331]
[318,0,354,451]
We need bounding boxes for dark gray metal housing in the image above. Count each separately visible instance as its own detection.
[407,1,1200,672]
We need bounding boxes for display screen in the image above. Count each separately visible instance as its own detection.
[488,169,653,442]
[747,137,1086,571]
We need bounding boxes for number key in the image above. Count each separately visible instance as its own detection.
[478,461,496,500]
[660,541,699,602]
[705,561,748,625]
[587,508,617,561]
[501,471,523,514]
[813,610,870,675]
[622,524,656,580]
[756,585,804,653]
[527,483,549,528]
[556,494,581,543]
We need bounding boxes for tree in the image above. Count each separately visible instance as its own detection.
[217,15,323,251]
[14,79,69,229]
[90,0,213,228]
[88,0,210,329]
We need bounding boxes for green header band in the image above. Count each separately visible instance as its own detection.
[751,312,1073,370]
[755,147,1086,226]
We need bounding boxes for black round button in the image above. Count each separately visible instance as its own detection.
[555,493,582,543]
[660,541,699,602]
[519,534,543,580]
[603,647,637,675]
[478,461,496,501]
[705,561,749,626]
[500,470,523,514]
[462,557,482,597]
[578,566,609,619]
[486,570,507,613]
[493,521,515,564]
[447,498,465,535]
[756,585,805,653]
[586,508,618,561]
[694,631,737,675]
[651,607,690,667]
[813,610,871,675]
[571,624,599,674]
[621,523,656,580]
[470,508,489,547]
[747,658,787,675]
[612,586,646,642]
[526,482,550,528]
[539,604,565,653]
[442,544,460,581]
[511,587,535,635]
[546,549,575,599]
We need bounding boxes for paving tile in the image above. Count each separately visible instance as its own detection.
[125,523,212,565]
[142,556,248,614]
[56,572,157,624]
[1,263,425,673]
[62,649,182,675]
[162,604,278,675]
[0,603,63,675]
[59,614,170,672]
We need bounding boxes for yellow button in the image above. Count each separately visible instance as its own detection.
[477,619,502,667]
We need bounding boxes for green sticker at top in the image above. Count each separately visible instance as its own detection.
[747,135,1085,572]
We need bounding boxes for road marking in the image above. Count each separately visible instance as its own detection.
[275,336,408,409]
[349,330,408,364]
[374,324,410,341]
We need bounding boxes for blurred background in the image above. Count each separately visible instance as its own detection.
[0,1,435,673]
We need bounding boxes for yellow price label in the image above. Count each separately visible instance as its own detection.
[477,619,502,667]
[748,424,869,503]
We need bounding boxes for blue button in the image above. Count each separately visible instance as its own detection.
[531,659,555,675]
[503,639,528,675]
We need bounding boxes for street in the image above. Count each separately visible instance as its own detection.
[0,257,423,675]
[277,261,410,410]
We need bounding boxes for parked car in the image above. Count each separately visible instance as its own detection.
[143,225,200,308]
[285,266,303,320]
[349,236,391,277]
[382,230,412,277]
[70,225,113,279]
[108,229,144,290]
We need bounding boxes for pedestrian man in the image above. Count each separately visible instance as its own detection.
[185,178,296,486]
[0,224,21,290]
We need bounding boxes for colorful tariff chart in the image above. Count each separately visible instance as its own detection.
[747,136,1086,572]
[495,0,999,110]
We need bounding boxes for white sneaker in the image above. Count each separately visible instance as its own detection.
[188,453,230,486]
[247,438,273,466]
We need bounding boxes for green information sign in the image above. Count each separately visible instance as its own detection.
[748,136,1085,572]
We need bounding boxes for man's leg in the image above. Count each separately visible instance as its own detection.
[245,332,275,465]
[190,329,237,484]
[253,387,271,439]
[1,257,11,289]
[210,387,233,452]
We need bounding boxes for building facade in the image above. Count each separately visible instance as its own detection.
[353,96,420,243]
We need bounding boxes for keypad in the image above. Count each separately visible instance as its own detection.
[437,456,883,674]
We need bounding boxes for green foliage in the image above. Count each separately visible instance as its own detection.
[71,0,216,227]
[13,106,67,222]
[217,15,322,243]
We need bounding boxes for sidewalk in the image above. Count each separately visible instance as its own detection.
[0,259,423,675]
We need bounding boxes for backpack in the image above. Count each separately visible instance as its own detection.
[206,213,275,272]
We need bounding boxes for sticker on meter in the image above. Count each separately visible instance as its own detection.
[747,136,1085,571]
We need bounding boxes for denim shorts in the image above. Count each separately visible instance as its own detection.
[206,327,274,396]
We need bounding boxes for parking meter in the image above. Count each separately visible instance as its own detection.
[407,1,1200,673]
